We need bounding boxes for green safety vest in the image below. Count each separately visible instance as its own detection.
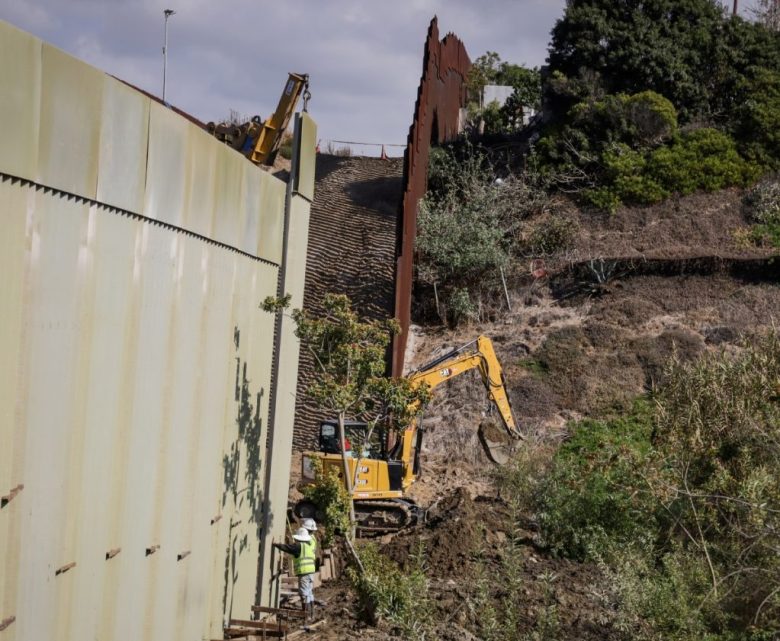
[293,540,316,576]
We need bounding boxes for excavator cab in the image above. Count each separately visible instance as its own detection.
[317,420,387,460]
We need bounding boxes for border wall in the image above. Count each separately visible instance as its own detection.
[0,20,315,640]
[392,18,471,375]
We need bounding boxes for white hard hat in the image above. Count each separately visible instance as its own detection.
[292,527,312,542]
[302,518,318,532]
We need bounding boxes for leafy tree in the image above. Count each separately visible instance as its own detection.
[466,51,503,98]
[262,294,430,536]
[733,67,780,167]
[546,0,780,127]
[466,51,541,133]
[708,16,780,129]
[547,0,725,121]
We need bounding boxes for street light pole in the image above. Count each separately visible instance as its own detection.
[162,9,175,102]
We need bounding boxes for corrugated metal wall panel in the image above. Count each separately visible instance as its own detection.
[97,77,150,214]
[0,19,314,641]
[184,127,218,240]
[261,191,312,605]
[241,167,262,257]
[144,102,188,228]
[14,192,91,641]
[212,144,246,249]
[38,43,103,199]
[0,22,41,182]
[257,172,286,264]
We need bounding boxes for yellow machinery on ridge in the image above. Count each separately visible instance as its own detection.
[207,72,310,166]
[295,336,522,534]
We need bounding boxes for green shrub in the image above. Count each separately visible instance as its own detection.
[534,333,780,638]
[536,400,658,560]
[418,145,510,289]
[649,129,761,193]
[347,542,431,639]
[607,545,721,641]
[535,80,766,211]
[747,223,780,247]
[417,144,553,325]
[527,215,580,254]
[300,462,351,547]
[624,90,678,146]
[745,176,780,224]
[445,287,476,327]
[602,143,669,204]
[584,187,622,213]
[582,129,762,211]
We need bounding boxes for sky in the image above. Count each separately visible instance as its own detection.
[0,0,762,157]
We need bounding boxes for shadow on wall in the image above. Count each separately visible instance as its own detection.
[221,326,268,619]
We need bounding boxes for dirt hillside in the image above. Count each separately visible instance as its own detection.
[298,183,779,640]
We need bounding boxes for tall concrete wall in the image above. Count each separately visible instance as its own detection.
[0,20,314,640]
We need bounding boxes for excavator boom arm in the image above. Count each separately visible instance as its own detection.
[407,336,519,437]
[248,72,309,166]
[398,336,521,486]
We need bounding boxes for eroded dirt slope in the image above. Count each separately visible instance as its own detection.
[302,187,779,640]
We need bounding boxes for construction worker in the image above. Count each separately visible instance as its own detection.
[301,517,326,607]
[273,527,317,621]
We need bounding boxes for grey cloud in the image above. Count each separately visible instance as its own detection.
[20,0,756,151]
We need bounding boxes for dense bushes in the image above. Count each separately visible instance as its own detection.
[417,146,511,324]
[586,129,761,212]
[533,332,780,639]
[536,90,678,181]
[536,400,657,559]
[547,0,780,125]
[535,87,762,211]
[533,0,780,210]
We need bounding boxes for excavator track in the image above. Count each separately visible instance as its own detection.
[353,499,421,536]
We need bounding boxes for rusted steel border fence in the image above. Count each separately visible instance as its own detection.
[392,18,471,375]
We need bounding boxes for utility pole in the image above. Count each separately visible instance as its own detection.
[162,9,175,102]
[733,0,738,16]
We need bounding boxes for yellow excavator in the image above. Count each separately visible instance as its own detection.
[295,336,522,534]
[207,72,310,166]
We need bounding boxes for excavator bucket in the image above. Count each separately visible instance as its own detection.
[478,419,514,465]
